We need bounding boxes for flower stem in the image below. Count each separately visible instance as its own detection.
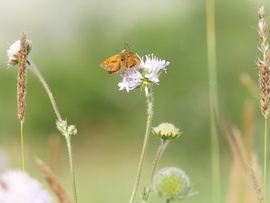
[20,121,25,171]
[27,60,78,202]
[129,88,154,203]
[206,0,221,202]
[143,139,168,202]
[264,118,268,202]
[26,60,62,121]
[65,134,78,203]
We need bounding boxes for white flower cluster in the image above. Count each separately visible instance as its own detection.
[118,54,170,95]
[0,170,52,203]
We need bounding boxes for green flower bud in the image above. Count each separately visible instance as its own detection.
[68,125,77,135]
[153,123,181,140]
[56,120,77,136]
[153,167,191,201]
[56,120,68,136]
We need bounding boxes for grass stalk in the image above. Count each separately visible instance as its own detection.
[206,0,221,202]
[20,122,25,171]
[263,119,267,202]
[129,87,154,203]
[257,7,270,202]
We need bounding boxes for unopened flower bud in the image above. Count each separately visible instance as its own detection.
[153,123,181,140]
[68,125,77,135]
[56,119,68,136]
[56,120,77,136]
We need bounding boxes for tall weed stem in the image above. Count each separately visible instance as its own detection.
[27,60,78,203]
[206,0,221,202]
[264,119,268,202]
[65,133,78,203]
[26,60,62,121]
[142,139,168,202]
[129,88,154,203]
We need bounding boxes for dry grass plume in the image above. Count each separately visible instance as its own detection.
[219,101,263,203]
[257,6,270,119]
[17,32,27,124]
[35,157,72,203]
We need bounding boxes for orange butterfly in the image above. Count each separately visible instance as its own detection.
[100,49,141,74]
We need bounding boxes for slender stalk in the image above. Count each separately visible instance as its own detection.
[65,135,78,203]
[264,118,267,202]
[26,60,62,121]
[206,0,221,202]
[149,140,168,191]
[129,88,154,203]
[143,139,168,202]
[257,7,270,202]
[27,60,78,202]
[20,122,25,171]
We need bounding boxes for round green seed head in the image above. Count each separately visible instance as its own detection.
[153,167,191,201]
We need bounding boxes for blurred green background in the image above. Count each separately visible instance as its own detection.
[0,0,268,202]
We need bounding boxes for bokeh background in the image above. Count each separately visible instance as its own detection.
[0,0,269,202]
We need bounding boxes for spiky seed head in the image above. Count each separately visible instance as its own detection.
[153,167,191,201]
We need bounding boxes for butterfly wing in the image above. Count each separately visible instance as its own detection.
[100,54,121,74]
[119,51,141,74]
[124,52,141,68]
[100,50,141,75]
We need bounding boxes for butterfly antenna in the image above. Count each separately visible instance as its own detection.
[124,43,131,51]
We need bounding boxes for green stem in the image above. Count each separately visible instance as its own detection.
[129,88,154,203]
[20,121,25,171]
[27,60,62,121]
[144,139,168,202]
[264,118,268,202]
[65,135,78,203]
[27,60,78,202]
[206,0,221,202]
